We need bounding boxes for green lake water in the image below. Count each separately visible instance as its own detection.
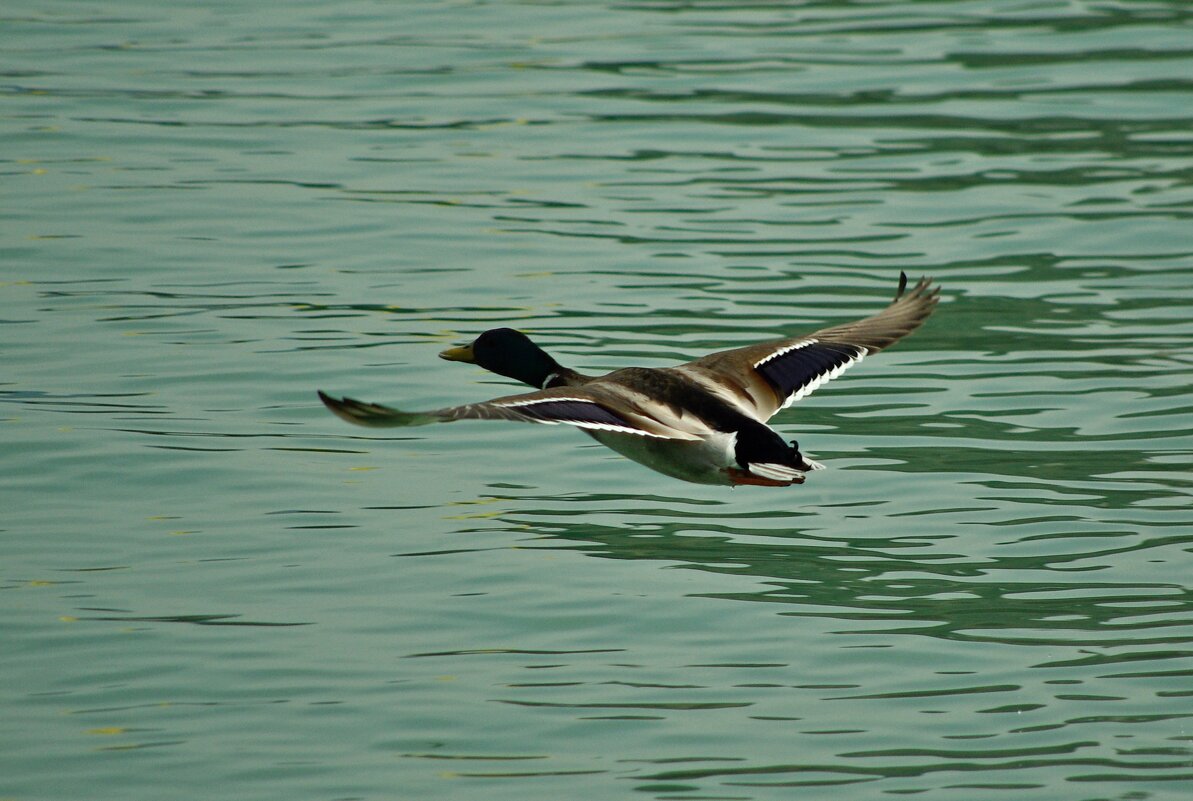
[4,1,1193,799]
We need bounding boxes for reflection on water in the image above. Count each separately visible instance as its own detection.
[444,485,1193,647]
[5,0,1193,799]
[394,481,1193,792]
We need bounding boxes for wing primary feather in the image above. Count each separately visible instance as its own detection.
[317,390,438,428]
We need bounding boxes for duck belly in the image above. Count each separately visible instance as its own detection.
[587,430,738,486]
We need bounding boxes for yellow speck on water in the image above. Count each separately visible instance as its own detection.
[168,530,197,536]
[87,727,126,736]
[445,510,505,521]
[348,466,379,472]
[438,771,459,779]
[59,616,78,623]
[58,426,73,433]
[27,580,56,587]
[147,515,179,521]
[31,168,47,175]
[435,675,457,682]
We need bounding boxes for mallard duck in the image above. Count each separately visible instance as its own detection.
[319,273,939,487]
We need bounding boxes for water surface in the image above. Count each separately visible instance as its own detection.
[4,2,1193,799]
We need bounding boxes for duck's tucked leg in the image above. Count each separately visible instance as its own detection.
[724,467,804,487]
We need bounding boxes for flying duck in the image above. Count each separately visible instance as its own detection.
[318,273,939,487]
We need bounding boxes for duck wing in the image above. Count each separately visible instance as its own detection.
[317,386,691,439]
[672,273,939,422]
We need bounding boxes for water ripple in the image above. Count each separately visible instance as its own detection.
[6,1,1193,799]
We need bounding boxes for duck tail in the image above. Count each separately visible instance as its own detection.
[789,440,824,471]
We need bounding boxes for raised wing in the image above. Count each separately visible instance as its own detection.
[672,273,939,422]
[317,387,678,438]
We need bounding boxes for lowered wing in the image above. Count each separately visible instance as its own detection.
[317,386,687,439]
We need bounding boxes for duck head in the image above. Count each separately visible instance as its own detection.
[440,328,563,388]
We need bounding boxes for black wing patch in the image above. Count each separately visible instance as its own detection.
[754,340,867,408]
[495,397,648,433]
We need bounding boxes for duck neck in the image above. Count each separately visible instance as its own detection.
[495,349,566,389]
[539,366,583,390]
